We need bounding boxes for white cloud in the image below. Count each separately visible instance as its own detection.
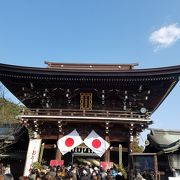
[149,23,180,51]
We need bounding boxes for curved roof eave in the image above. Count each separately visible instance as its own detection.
[151,80,178,114]
[0,63,180,78]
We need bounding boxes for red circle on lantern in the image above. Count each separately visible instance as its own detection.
[65,138,74,147]
[92,139,101,148]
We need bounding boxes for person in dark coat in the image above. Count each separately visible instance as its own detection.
[115,172,125,180]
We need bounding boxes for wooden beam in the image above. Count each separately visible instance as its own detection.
[19,114,151,124]
[44,144,56,149]
[110,147,128,152]
[40,135,58,140]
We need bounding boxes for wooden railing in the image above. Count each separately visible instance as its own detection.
[21,108,150,119]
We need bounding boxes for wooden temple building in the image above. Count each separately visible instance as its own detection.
[145,129,180,179]
[0,124,29,176]
[0,62,180,172]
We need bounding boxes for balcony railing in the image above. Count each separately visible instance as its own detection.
[21,108,150,120]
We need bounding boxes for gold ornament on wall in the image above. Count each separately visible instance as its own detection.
[80,93,92,110]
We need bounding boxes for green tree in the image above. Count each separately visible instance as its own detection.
[132,136,144,153]
[0,83,22,123]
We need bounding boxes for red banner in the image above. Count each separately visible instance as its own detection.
[50,160,64,167]
[100,162,113,171]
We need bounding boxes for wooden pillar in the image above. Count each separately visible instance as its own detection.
[128,124,134,154]
[129,136,134,153]
[39,143,45,163]
[128,125,134,180]
[56,134,63,160]
[119,144,122,166]
[56,120,63,160]
[104,135,110,162]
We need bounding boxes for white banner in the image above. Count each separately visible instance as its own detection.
[23,139,42,176]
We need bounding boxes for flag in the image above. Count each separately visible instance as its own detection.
[83,130,110,157]
[57,129,83,155]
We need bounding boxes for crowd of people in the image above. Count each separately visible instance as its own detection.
[0,163,125,180]
[27,164,125,180]
[0,163,155,180]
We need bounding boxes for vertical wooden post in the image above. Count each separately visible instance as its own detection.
[128,128,134,180]
[39,143,45,163]
[129,138,134,153]
[104,135,110,162]
[129,124,134,154]
[56,120,63,160]
[56,134,63,160]
[119,144,122,166]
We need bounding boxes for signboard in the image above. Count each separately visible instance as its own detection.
[80,93,92,110]
[134,155,154,170]
[100,162,113,171]
[50,160,64,167]
[71,146,95,154]
[23,139,42,176]
[130,153,158,180]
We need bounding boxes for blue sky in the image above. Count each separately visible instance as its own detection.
[0,0,180,144]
